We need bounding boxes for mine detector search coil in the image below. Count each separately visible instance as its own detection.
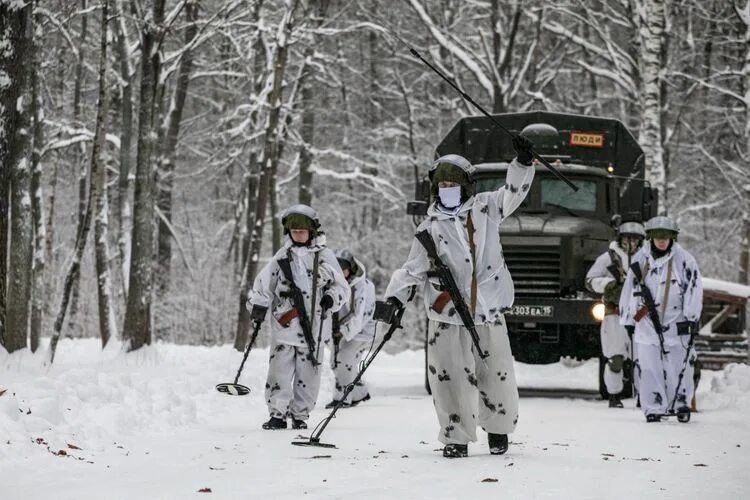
[216,320,262,396]
[392,32,578,193]
[291,304,405,449]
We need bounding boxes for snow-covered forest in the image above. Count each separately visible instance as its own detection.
[1,0,749,353]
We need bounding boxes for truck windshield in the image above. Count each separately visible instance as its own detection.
[541,179,597,212]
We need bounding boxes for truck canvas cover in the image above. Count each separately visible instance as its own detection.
[435,111,645,179]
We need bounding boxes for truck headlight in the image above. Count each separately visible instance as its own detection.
[591,303,606,322]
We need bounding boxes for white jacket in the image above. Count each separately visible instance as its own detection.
[248,235,350,347]
[385,159,534,326]
[619,242,703,346]
[586,241,630,295]
[336,258,377,342]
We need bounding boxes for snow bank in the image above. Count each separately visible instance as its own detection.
[0,339,271,459]
[700,363,750,411]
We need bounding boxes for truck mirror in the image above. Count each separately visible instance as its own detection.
[407,201,429,216]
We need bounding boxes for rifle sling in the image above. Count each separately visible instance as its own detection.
[467,214,477,316]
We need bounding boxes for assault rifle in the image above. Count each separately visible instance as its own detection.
[415,230,488,360]
[630,262,668,356]
[277,257,320,366]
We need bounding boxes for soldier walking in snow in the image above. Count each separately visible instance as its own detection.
[247,205,350,430]
[380,136,535,458]
[325,249,377,409]
[586,221,645,408]
[619,216,703,423]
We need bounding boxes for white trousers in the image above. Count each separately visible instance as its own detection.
[331,338,372,403]
[265,339,322,421]
[427,320,519,445]
[601,313,632,395]
[636,340,695,416]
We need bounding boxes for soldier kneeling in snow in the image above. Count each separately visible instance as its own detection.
[380,136,534,458]
[247,205,350,430]
[586,221,645,408]
[325,249,377,409]
[619,216,703,423]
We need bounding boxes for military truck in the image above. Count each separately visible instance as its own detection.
[408,111,658,396]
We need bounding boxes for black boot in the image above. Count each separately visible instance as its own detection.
[608,394,624,408]
[645,414,661,423]
[488,433,509,455]
[349,393,371,407]
[442,444,468,458]
[676,406,691,423]
[291,418,308,430]
[262,416,287,430]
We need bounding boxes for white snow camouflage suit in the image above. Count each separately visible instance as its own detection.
[249,234,350,421]
[385,158,534,445]
[619,242,703,417]
[586,241,634,395]
[331,257,377,404]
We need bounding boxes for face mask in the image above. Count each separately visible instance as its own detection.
[438,186,462,208]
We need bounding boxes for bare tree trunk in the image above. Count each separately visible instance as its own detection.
[113,0,134,299]
[30,6,46,353]
[638,0,668,213]
[0,1,33,353]
[122,0,167,352]
[93,0,116,348]
[49,0,109,363]
[235,0,300,350]
[738,2,750,285]
[297,0,330,206]
[156,1,198,305]
[69,0,90,332]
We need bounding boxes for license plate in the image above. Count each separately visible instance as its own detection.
[508,305,554,317]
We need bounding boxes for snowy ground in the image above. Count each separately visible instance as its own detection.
[2,338,750,499]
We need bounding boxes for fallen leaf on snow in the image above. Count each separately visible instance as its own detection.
[197,487,212,493]
[481,478,499,483]
[311,455,331,459]
[693,464,708,467]
[68,443,82,450]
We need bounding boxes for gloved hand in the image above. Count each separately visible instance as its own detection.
[374,297,402,324]
[250,304,267,323]
[320,294,334,312]
[603,281,623,305]
[511,134,534,166]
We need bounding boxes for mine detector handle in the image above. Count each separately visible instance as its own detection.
[277,257,319,366]
[403,44,578,193]
[630,262,668,356]
[415,230,489,361]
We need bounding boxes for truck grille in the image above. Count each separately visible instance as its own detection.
[503,244,561,297]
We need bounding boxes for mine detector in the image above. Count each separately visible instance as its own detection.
[407,111,658,396]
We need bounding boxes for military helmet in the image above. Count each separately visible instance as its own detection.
[520,123,562,154]
[335,248,359,276]
[428,154,475,181]
[281,204,320,235]
[618,221,646,238]
[644,216,679,239]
